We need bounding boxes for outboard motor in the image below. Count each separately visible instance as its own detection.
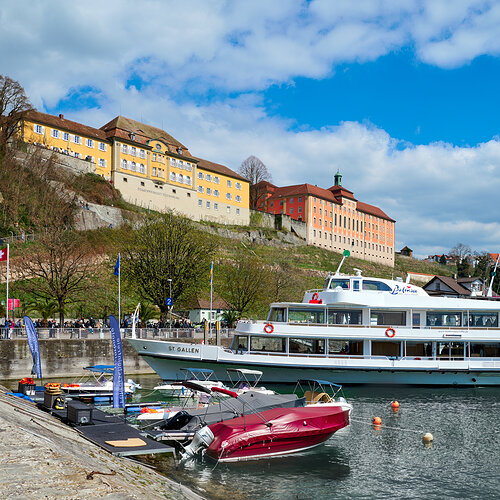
[180,426,215,462]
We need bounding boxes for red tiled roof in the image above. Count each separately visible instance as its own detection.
[189,296,232,310]
[328,185,357,201]
[194,157,249,182]
[356,201,395,222]
[267,183,341,203]
[26,111,109,142]
[424,276,471,295]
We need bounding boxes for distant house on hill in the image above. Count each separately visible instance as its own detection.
[187,295,232,324]
[425,254,455,265]
[423,276,483,297]
[398,246,413,258]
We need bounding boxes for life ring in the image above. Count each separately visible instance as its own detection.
[264,323,274,334]
[385,328,396,338]
[45,383,61,389]
[312,292,319,301]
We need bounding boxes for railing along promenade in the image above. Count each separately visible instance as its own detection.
[0,327,233,341]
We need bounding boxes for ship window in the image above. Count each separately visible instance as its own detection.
[438,342,465,359]
[405,342,432,357]
[289,308,325,324]
[231,335,248,351]
[465,312,498,328]
[470,343,500,357]
[289,338,325,355]
[328,309,362,325]
[329,279,349,290]
[370,310,406,326]
[250,336,285,353]
[268,307,286,322]
[362,280,392,291]
[426,312,461,327]
[328,340,363,355]
[371,341,401,357]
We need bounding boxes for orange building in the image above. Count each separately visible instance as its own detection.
[256,171,395,266]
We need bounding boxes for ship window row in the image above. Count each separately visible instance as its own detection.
[268,307,498,328]
[233,336,500,358]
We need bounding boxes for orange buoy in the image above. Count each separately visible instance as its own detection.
[391,401,400,410]
[373,416,382,425]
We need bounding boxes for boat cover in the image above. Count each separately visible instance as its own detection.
[206,405,350,460]
[160,392,305,432]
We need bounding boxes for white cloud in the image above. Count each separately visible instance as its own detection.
[2,0,500,257]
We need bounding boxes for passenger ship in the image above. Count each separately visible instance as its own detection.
[128,271,500,386]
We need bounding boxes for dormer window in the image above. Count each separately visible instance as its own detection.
[156,143,161,150]
[177,147,183,154]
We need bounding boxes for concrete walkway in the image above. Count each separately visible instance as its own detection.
[0,389,203,499]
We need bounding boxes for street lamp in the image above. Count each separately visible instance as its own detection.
[167,279,172,331]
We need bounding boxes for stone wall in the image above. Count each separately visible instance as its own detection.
[0,339,154,380]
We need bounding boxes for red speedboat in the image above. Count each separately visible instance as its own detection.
[181,385,351,463]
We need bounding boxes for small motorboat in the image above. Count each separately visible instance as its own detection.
[154,368,227,398]
[181,385,351,462]
[61,365,141,396]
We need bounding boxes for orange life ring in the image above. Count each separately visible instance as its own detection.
[45,382,61,389]
[312,292,319,301]
[385,328,396,338]
[264,323,274,334]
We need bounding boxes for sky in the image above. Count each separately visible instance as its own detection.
[2,0,500,258]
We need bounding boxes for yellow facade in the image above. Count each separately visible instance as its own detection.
[22,115,112,178]
[167,154,195,189]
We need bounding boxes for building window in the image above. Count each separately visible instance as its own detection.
[130,147,136,156]
[214,176,219,184]
[313,230,316,237]
[227,206,231,213]
[313,206,316,213]
[131,161,136,171]
[289,207,293,214]
[198,199,202,207]
[236,195,241,202]
[226,193,232,200]
[207,187,212,195]
[99,142,107,151]
[62,132,69,141]
[121,159,127,170]
[298,207,302,213]
[236,182,241,190]
[51,129,59,138]
[85,138,93,148]
[185,176,191,185]
[227,179,232,187]
[152,153,157,161]
[139,163,145,173]
[153,167,157,176]
[314,217,316,224]
[319,218,322,225]
[299,196,302,202]
[121,144,127,153]
[198,186,204,193]
[139,149,145,158]
[170,172,176,181]
[214,189,220,197]
[34,124,43,134]
[198,172,204,180]
[236,208,240,215]
[98,158,106,168]
[206,201,210,208]
[214,203,218,210]
[206,174,212,182]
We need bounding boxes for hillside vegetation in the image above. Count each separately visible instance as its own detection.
[0,149,455,321]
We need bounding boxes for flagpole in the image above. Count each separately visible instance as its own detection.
[209,261,213,338]
[118,252,121,331]
[5,244,9,327]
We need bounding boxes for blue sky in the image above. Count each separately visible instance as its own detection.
[2,0,500,258]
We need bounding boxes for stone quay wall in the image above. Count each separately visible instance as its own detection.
[0,338,155,380]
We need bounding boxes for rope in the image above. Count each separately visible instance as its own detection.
[350,417,424,434]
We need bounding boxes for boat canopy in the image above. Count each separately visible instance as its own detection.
[84,365,114,374]
[296,379,342,389]
[226,368,263,376]
[180,368,214,374]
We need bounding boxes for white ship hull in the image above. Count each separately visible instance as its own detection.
[127,339,500,386]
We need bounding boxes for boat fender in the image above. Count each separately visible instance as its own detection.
[385,328,396,337]
[264,323,274,334]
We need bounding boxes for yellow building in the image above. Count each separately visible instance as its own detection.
[22,111,112,178]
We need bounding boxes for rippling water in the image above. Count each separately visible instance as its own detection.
[132,375,500,500]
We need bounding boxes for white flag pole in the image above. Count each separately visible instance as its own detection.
[118,252,121,332]
[5,244,9,327]
[209,261,213,338]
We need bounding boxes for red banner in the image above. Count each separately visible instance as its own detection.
[7,299,20,310]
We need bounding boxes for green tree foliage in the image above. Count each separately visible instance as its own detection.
[122,212,217,319]
[218,252,269,317]
[25,298,58,326]
[221,309,239,328]
[450,243,472,278]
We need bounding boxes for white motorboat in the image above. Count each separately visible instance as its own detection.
[61,365,141,396]
[226,368,274,395]
[154,367,226,398]
[128,270,500,386]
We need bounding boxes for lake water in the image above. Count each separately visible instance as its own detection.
[5,374,498,499]
[131,375,500,500]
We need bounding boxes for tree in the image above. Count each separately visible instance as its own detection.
[217,253,269,317]
[25,298,58,326]
[0,75,33,153]
[450,243,472,277]
[18,229,96,326]
[439,254,447,266]
[122,212,217,320]
[239,156,273,210]
[474,252,494,282]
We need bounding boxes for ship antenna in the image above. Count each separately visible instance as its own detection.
[335,250,350,276]
[487,254,500,297]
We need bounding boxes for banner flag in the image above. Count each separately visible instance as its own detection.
[109,315,125,408]
[210,261,213,284]
[114,255,120,276]
[0,246,7,261]
[24,316,42,379]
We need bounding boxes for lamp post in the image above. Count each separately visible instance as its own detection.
[167,278,172,332]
